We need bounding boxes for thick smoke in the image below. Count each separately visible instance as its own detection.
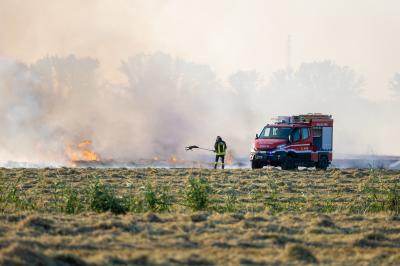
[0,53,258,164]
[1,1,400,166]
[0,54,399,166]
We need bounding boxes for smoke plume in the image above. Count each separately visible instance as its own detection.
[1,1,400,166]
[0,53,399,166]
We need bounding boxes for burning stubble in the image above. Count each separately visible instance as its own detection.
[65,140,99,166]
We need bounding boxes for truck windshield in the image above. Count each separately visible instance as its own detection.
[259,127,292,139]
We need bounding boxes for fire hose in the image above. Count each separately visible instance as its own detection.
[185,145,215,152]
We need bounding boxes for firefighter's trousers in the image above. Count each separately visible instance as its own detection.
[214,155,225,169]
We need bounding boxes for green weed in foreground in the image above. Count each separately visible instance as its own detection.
[0,178,36,212]
[63,188,83,214]
[385,184,400,215]
[142,183,173,212]
[86,180,128,215]
[49,181,66,212]
[106,182,174,213]
[156,186,173,212]
[349,182,400,215]
[143,183,158,211]
[183,177,210,211]
[223,189,238,212]
[0,169,399,216]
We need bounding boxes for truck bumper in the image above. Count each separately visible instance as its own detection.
[250,151,283,165]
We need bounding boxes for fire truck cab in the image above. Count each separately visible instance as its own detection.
[250,114,333,170]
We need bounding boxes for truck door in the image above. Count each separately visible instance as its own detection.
[287,128,312,163]
[299,128,312,151]
[290,127,313,165]
[289,128,301,149]
[299,127,312,163]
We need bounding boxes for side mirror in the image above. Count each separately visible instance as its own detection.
[288,134,292,143]
[255,134,259,139]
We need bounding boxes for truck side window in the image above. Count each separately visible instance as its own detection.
[301,128,309,140]
[292,128,300,142]
[313,127,322,137]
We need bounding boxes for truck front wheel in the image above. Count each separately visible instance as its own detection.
[281,156,296,170]
[317,156,329,170]
[251,160,263,169]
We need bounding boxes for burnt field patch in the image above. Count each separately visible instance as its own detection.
[0,168,399,265]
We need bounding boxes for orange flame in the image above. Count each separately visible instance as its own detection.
[170,155,178,163]
[65,140,99,163]
[225,150,234,165]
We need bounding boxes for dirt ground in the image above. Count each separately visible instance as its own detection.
[0,168,399,265]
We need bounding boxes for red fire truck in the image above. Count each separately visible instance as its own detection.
[250,114,333,170]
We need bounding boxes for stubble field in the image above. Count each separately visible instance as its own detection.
[0,167,399,265]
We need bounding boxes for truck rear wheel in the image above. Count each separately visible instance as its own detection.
[317,156,329,170]
[251,160,263,169]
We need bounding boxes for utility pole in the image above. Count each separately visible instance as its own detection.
[287,35,292,71]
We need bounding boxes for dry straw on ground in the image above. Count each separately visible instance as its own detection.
[0,168,399,265]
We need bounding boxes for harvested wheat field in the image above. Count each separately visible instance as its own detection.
[0,168,399,266]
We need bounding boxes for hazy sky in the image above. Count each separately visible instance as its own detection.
[1,0,400,100]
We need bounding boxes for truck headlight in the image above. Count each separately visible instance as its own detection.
[251,145,258,152]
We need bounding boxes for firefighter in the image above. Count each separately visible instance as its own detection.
[214,136,227,169]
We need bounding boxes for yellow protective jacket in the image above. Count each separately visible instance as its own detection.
[214,141,227,156]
